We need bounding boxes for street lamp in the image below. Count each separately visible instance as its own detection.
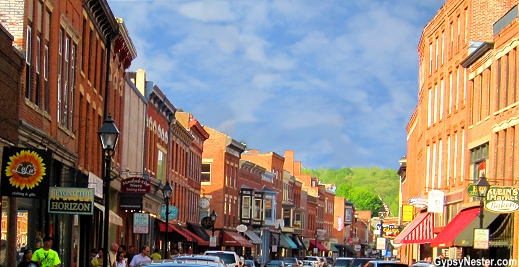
[277,224,282,260]
[476,173,490,259]
[98,116,119,267]
[210,210,217,237]
[378,207,386,259]
[162,181,173,259]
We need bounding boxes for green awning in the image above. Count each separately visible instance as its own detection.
[273,233,298,249]
[330,244,339,252]
[454,209,500,247]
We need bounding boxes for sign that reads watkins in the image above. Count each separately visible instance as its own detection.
[485,186,519,213]
[48,187,95,215]
[121,177,151,194]
[1,147,52,199]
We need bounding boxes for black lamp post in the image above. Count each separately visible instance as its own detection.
[277,224,282,260]
[210,210,217,237]
[476,173,490,259]
[98,116,119,267]
[163,181,173,259]
[378,207,386,259]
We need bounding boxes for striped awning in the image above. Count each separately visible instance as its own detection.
[393,212,434,244]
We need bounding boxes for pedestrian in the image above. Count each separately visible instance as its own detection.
[109,243,119,267]
[113,251,128,267]
[150,248,161,260]
[31,237,61,267]
[129,246,151,267]
[17,248,38,267]
[126,246,136,264]
[91,248,104,267]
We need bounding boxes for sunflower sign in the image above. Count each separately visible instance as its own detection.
[1,147,52,199]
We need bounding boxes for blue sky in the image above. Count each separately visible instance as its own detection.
[108,0,445,170]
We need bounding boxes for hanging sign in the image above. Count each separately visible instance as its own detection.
[121,177,151,194]
[1,147,52,199]
[133,213,149,234]
[427,190,444,213]
[485,186,519,213]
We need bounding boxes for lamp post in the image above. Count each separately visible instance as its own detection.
[98,116,119,267]
[210,210,217,237]
[162,181,173,259]
[475,173,490,259]
[277,224,282,260]
[378,207,386,259]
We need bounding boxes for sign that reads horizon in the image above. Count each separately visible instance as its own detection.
[485,186,519,213]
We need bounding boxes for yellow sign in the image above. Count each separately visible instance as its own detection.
[402,205,414,222]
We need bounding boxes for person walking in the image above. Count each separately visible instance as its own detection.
[150,248,161,260]
[109,243,119,267]
[17,248,37,267]
[31,237,61,267]
[91,249,104,267]
[113,251,128,267]
[129,246,151,267]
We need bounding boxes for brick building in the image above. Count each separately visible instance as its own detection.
[398,0,519,264]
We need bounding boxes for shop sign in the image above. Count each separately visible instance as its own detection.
[48,187,94,215]
[382,225,402,238]
[485,186,519,213]
[133,213,149,234]
[427,190,444,213]
[402,205,414,222]
[1,147,52,199]
[376,237,386,250]
[236,224,247,232]
[121,177,151,194]
[473,228,489,249]
[466,184,479,197]
[160,204,178,220]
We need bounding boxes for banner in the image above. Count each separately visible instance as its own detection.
[1,147,52,199]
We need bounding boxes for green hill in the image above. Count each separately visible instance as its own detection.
[302,167,400,217]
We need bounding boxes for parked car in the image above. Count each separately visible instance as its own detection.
[245,260,256,267]
[134,261,224,267]
[173,255,225,267]
[204,251,241,267]
[266,260,286,267]
[282,257,300,267]
[347,258,372,267]
[302,257,320,267]
[333,257,353,267]
[364,261,408,267]
[325,258,334,267]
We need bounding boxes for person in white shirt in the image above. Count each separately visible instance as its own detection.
[129,246,150,267]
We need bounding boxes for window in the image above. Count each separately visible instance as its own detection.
[429,43,433,74]
[435,37,438,70]
[470,143,488,181]
[428,88,432,127]
[57,30,76,131]
[157,149,166,181]
[201,163,211,183]
[253,198,263,220]
[433,84,438,124]
[264,197,273,221]
[449,72,453,114]
[25,26,33,100]
[441,31,445,64]
[241,196,251,219]
[440,79,444,120]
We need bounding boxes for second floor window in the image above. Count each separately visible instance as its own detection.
[201,163,211,183]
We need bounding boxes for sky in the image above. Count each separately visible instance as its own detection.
[107,0,445,170]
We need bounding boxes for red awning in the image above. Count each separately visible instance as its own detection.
[158,222,193,242]
[158,221,174,232]
[393,212,434,244]
[223,231,253,248]
[309,240,328,252]
[430,207,479,248]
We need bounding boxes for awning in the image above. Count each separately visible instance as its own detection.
[244,230,262,244]
[187,223,211,241]
[431,207,498,247]
[158,222,193,242]
[223,231,253,248]
[330,244,339,252]
[94,203,123,226]
[292,236,306,250]
[183,226,210,246]
[272,233,297,249]
[332,243,344,252]
[393,212,434,244]
[309,240,328,252]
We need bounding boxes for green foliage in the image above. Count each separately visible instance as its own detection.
[302,167,399,217]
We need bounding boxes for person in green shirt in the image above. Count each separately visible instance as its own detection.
[32,237,61,267]
[150,248,162,260]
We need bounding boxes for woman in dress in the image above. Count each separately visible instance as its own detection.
[113,251,128,267]
[91,248,104,267]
